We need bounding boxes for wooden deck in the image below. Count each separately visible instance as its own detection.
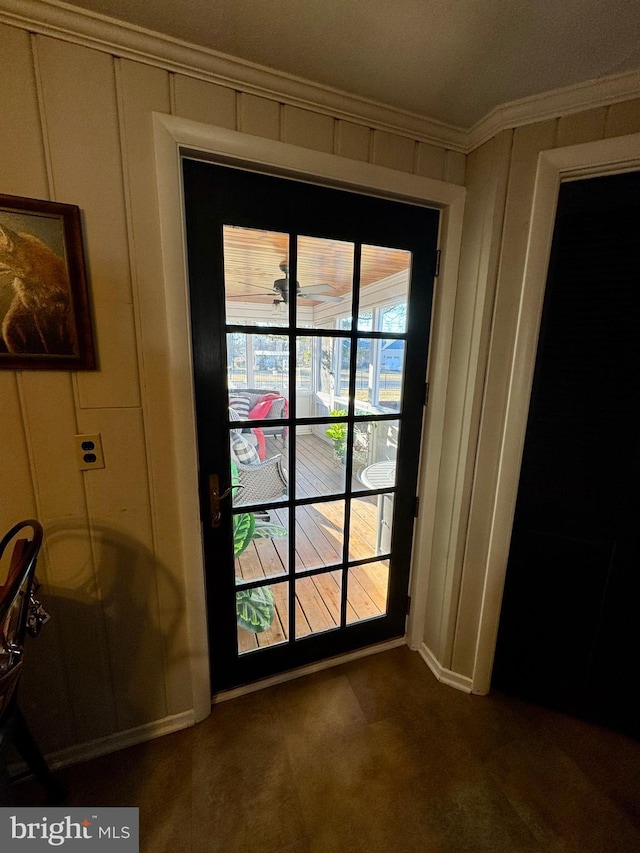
[235,433,391,654]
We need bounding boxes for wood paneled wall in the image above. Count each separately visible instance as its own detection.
[0,21,463,756]
[2,11,636,748]
[434,100,640,680]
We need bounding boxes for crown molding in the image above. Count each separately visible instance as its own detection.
[0,0,467,151]
[1,0,639,156]
[468,68,640,151]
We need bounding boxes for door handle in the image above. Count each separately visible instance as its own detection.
[209,473,243,528]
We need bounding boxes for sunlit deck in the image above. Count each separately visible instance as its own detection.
[235,433,390,653]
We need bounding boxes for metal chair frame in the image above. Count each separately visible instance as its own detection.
[0,519,65,804]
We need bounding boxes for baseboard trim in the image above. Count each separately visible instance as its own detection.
[212,637,407,703]
[419,642,473,693]
[10,643,461,777]
[10,709,195,777]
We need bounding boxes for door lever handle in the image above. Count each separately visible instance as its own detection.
[209,473,243,528]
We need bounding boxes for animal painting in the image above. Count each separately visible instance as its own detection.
[0,223,76,356]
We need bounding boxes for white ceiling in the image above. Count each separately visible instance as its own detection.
[62,0,640,128]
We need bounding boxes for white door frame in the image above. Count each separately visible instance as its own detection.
[471,131,640,695]
[151,113,465,709]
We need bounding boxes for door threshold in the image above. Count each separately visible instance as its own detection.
[211,636,406,704]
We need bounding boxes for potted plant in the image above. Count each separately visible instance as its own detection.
[325,409,348,462]
[231,462,287,633]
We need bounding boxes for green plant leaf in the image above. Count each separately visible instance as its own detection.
[326,409,348,454]
[229,488,286,630]
[325,423,346,440]
[252,522,288,539]
[233,512,255,557]
[236,585,275,633]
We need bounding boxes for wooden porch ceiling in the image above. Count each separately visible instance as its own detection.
[223,225,410,304]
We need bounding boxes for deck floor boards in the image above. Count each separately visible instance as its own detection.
[235,433,390,654]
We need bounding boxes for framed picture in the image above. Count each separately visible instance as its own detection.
[0,194,96,370]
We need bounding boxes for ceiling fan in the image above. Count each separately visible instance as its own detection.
[227,261,344,307]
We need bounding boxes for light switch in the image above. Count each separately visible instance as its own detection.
[75,433,105,470]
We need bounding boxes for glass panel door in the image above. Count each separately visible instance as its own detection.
[183,159,439,690]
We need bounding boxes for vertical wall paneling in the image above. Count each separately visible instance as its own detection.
[282,105,334,152]
[444,150,467,186]
[0,25,81,752]
[173,74,236,129]
[4,4,639,751]
[6,377,76,753]
[371,129,416,172]
[19,373,82,521]
[604,98,640,137]
[16,601,75,753]
[35,37,141,411]
[452,120,557,677]
[422,145,490,660]
[35,515,118,746]
[0,22,47,523]
[12,378,76,753]
[335,120,372,162]
[468,133,640,697]
[416,142,446,180]
[556,106,608,147]
[20,371,119,743]
[0,24,48,197]
[78,406,167,729]
[238,92,280,139]
[117,58,192,715]
[0,376,37,523]
[422,133,511,663]
[16,531,76,754]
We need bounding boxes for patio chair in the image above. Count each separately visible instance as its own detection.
[229,389,288,443]
[230,433,288,506]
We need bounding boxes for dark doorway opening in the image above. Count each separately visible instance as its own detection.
[493,170,640,739]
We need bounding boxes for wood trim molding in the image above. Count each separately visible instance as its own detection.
[468,68,640,151]
[158,115,466,206]
[152,114,465,692]
[2,1,639,155]
[213,638,407,703]
[470,132,640,695]
[0,0,466,151]
[9,710,195,774]
[419,643,473,693]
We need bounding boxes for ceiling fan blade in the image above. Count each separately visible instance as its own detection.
[298,293,344,302]
[230,280,275,291]
[298,284,334,295]
[226,293,275,299]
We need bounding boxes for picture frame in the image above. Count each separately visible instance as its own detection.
[0,193,96,370]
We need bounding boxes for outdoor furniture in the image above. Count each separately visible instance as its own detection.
[0,519,65,805]
[359,460,396,491]
[230,433,288,506]
[360,461,396,554]
[229,389,288,443]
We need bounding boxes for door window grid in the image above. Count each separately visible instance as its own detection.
[225,233,407,652]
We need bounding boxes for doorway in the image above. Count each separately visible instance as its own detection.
[492,170,640,736]
[182,158,439,691]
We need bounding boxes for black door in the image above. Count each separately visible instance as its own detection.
[182,158,439,691]
[492,171,640,737]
